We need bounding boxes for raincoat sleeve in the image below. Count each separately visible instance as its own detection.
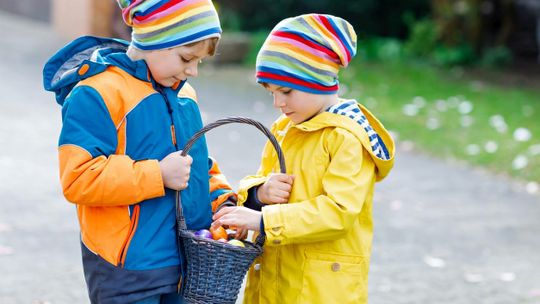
[236,166,268,207]
[208,157,237,212]
[261,128,376,246]
[58,85,164,206]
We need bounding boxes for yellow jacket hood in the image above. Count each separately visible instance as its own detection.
[284,99,395,181]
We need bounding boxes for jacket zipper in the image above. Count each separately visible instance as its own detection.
[157,85,185,292]
[118,205,140,267]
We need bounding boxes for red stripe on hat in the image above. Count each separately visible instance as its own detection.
[272,31,340,62]
[318,15,351,63]
[257,71,338,92]
[133,0,185,22]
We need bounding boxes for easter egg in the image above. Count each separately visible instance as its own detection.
[217,238,228,243]
[194,229,212,239]
[210,226,228,240]
[227,239,245,247]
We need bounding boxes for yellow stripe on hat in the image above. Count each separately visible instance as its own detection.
[269,40,339,68]
[264,44,339,74]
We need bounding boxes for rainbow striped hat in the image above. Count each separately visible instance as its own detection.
[256,14,357,94]
[117,0,222,50]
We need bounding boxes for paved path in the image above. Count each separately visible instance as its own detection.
[1,12,539,304]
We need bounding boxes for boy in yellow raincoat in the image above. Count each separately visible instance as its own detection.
[212,14,395,304]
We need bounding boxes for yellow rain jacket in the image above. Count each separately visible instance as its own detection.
[237,101,395,304]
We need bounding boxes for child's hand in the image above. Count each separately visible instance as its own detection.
[257,173,294,205]
[212,206,262,232]
[159,151,192,190]
[228,227,248,240]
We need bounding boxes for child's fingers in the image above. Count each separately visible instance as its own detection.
[267,193,288,204]
[213,215,237,228]
[234,228,248,240]
[274,174,291,183]
[278,190,291,200]
[212,206,235,220]
[276,182,292,193]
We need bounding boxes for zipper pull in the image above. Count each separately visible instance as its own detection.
[171,125,177,146]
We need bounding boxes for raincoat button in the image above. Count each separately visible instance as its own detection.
[331,263,340,272]
[254,263,261,271]
[78,64,90,76]
[272,227,280,232]
[272,239,281,245]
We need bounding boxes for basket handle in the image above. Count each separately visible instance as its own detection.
[176,117,287,231]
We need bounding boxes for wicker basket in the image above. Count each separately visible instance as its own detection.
[176,117,286,304]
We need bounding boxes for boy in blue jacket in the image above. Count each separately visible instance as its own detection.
[43,1,235,303]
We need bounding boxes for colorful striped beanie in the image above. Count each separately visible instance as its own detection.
[256,14,357,94]
[116,0,222,50]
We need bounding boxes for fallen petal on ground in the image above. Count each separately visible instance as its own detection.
[423,255,446,268]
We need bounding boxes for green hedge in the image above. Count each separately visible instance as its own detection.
[214,0,430,38]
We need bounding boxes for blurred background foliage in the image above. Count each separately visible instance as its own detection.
[213,0,540,183]
[215,0,539,68]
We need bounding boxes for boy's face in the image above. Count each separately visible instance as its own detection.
[264,83,334,124]
[144,40,212,87]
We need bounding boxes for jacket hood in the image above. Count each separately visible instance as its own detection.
[43,36,144,106]
[285,99,395,181]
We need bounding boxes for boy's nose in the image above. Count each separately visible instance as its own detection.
[273,96,286,108]
[185,64,198,77]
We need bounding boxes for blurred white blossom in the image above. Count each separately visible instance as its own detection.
[447,96,461,108]
[435,100,448,112]
[412,96,427,108]
[466,144,481,156]
[512,155,529,170]
[458,101,474,114]
[489,115,508,133]
[484,141,498,154]
[426,117,441,130]
[513,128,532,142]
[402,104,419,116]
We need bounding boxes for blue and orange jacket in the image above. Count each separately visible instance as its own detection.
[43,36,235,303]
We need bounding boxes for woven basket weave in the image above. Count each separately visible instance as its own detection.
[177,117,286,304]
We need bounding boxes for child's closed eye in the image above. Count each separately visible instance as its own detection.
[180,56,192,63]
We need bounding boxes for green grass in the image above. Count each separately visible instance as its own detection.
[340,61,540,182]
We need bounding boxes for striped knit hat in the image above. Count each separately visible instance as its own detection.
[117,0,222,50]
[256,14,357,94]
